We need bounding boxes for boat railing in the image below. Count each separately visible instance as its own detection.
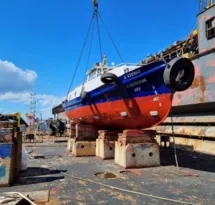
[68,63,138,94]
[110,62,138,68]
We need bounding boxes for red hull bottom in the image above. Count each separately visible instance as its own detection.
[66,94,173,130]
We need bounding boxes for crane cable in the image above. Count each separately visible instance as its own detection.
[66,1,125,97]
[170,106,179,168]
[81,17,96,91]
[169,102,199,177]
[95,10,103,62]
[66,13,96,98]
[98,11,124,63]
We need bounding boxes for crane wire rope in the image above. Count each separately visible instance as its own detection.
[66,1,125,97]
[169,101,199,177]
[81,17,96,91]
[95,10,103,62]
[98,11,124,63]
[170,106,179,168]
[66,13,95,98]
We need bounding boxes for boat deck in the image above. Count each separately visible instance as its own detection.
[1,142,215,205]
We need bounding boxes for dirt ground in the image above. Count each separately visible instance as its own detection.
[1,142,215,205]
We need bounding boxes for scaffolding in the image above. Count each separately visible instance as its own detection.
[24,93,37,142]
[29,92,36,116]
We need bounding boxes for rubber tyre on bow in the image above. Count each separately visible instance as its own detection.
[163,57,195,92]
[100,73,118,85]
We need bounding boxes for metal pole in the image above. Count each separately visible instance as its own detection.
[40,112,43,121]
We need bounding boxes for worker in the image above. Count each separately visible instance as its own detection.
[93,0,98,8]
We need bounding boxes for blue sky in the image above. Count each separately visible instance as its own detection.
[0,0,199,119]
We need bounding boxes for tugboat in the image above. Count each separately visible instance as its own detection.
[60,0,195,130]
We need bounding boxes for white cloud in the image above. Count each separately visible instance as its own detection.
[0,59,64,119]
[0,92,64,109]
[0,59,37,93]
[36,94,64,107]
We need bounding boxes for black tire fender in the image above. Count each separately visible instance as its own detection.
[100,73,118,85]
[163,57,195,92]
[81,91,89,104]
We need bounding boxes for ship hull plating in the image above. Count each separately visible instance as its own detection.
[66,93,173,129]
[64,60,174,130]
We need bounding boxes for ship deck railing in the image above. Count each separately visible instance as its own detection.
[111,62,139,68]
[69,62,139,92]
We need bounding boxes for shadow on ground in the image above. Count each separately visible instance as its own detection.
[13,167,67,186]
[19,167,67,177]
[160,147,215,172]
[16,175,65,185]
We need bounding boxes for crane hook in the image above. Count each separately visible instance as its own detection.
[93,0,98,8]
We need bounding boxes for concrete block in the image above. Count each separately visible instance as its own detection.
[96,139,115,159]
[67,138,75,152]
[72,141,96,157]
[115,142,160,169]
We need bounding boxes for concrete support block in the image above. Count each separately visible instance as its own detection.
[115,142,160,168]
[96,139,115,159]
[72,141,96,157]
[66,138,75,156]
[67,138,75,152]
[96,130,119,160]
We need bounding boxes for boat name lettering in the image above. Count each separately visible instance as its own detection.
[134,87,141,92]
[126,78,147,88]
[125,69,141,79]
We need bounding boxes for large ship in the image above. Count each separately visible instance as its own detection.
[54,0,196,130]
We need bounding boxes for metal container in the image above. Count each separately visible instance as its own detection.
[0,144,14,187]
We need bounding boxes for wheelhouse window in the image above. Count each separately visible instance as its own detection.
[88,70,97,81]
[206,17,215,40]
[97,69,101,76]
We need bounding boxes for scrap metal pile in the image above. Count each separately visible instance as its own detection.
[47,118,67,136]
[0,113,27,143]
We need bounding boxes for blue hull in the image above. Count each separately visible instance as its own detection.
[64,60,172,112]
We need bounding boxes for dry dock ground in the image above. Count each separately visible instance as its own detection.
[1,142,215,205]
